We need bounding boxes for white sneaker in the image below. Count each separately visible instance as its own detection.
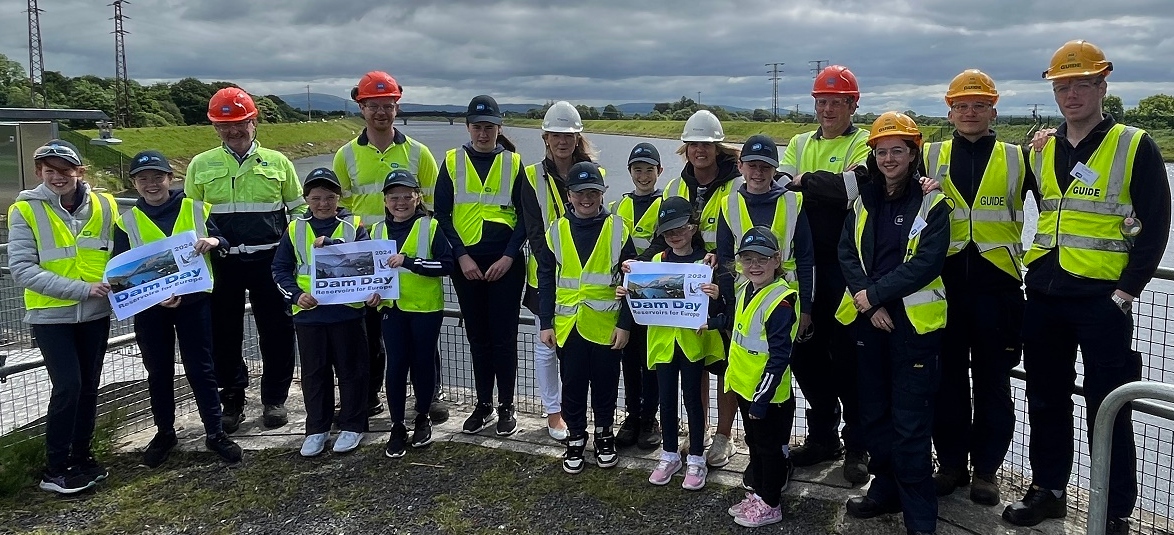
[706,433,734,467]
[300,432,329,457]
[333,431,363,453]
[548,425,569,441]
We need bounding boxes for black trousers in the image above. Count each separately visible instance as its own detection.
[560,329,623,437]
[1022,291,1140,518]
[136,297,223,437]
[382,307,442,425]
[209,253,295,407]
[932,284,1022,475]
[789,261,862,450]
[656,347,706,456]
[365,308,386,407]
[450,253,524,406]
[856,307,941,534]
[295,319,368,434]
[738,396,796,508]
[621,323,659,419]
[34,317,110,471]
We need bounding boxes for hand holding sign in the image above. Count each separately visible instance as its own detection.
[623,261,712,329]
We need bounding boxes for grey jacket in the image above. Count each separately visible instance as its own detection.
[7,182,114,324]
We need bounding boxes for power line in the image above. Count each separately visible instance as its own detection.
[808,59,829,78]
[26,0,44,107]
[110,1,130,127]
[766,62,783,122]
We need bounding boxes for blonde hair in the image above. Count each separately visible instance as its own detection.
[542,132,597,162]
[675,142,742,161]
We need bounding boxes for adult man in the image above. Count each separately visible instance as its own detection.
[333,71,441,420]
[185,87,305,433]
[777,65,872,484]
[924,70,1032,505]
[1002,40,1169,535]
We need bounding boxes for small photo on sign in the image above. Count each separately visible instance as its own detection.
[627,273,686,300]
[315,252,376,279]
[106,249,180,292]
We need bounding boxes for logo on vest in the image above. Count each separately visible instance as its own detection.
[894,214,904,225]
[1072,185,1102,197]
[390,162,401,168]
[829,156,840,163]
[979,196,1006,206]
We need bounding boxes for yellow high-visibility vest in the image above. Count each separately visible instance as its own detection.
[12,192,116,309]
[548,213,628,346]
[724,278,797,403]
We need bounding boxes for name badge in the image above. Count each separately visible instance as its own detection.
[908,215,927,239]
[1071,161,1099,186]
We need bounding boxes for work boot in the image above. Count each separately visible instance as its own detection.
[637,417,662,450]
[262,404,288,428]
[845,496,902,519]
[615,413,640,448]
[221,401,244,434]
[842,449,870,485]
[933,466,970,496]
[790,436,843,467]
[1002,486,1066,526]
[205,432,243,463]
[1105,518,1130,535]
[970,472,1000,506]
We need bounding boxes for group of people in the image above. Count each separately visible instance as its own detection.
[7,38,1168,535]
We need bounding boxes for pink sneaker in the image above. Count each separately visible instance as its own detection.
[728,492,759,517]
[648,453,682,485]
[682,457,708,490]
[734,498,782,528]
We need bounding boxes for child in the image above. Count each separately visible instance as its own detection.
[724,227,799,528]
[537,161,637,474]
[364,170,454,458]
[271,168,370,457]
[617,196,733,489]
[112,150,242,468]
[610,142,664,450]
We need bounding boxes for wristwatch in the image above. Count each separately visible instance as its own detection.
[1111,293,1132,312]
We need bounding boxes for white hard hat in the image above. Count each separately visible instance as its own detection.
[542,101,584,133]
[680,110,725,142]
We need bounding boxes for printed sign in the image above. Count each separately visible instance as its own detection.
[104,231,212,320]
[623,261,712,329]
[310,240,400,305]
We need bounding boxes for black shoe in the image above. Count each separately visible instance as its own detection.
[843,449,870,485]
[1001,486,1067,527]
[462,403,496,434]
[970,472,1000,506]
[142,431,178,468]
[69,454,108,484]
[780,455,795,493]
[933,466,970,496]
[496,404,518,436]
[262,404,288,428]
[615,414,639,448]
[411,413,432,448]
[637,417,662,450]
[385,423,408,459]
[563,434,587,474]
[205,432,243,463]
[594,428,618,468]
[1105,517,1130,535]
[367,402,384,417]
[790,437,844,467]
[221,404,244,434]
[39,466,96,495]
[845,496,902,519]
[428,400,450,424]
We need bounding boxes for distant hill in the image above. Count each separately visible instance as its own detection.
[615,102,753,115]
[278,95,751,115]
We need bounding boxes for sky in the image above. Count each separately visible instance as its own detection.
[2,0,1173,117]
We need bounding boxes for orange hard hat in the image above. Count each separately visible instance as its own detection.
[352,71,403,101]
[207,87,258,123]
[812,65,860,99]
[945,69,999,106]
[1043,40,1113,80]
[868,112,922,147]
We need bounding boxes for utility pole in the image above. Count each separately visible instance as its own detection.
[809,59,829,78]
[306,85,312,121]
[110,1,130,128]
[766,62,784,122]
[27,0,44,107]
[696,91,701,107]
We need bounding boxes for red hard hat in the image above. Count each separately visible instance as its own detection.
[352,71,403,102]
[207,87,258,123]
[812,65,860,99]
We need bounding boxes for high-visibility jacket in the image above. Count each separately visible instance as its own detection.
[835,192,949,335]
[1024,124,1144,281]
[645,253,724,368]
[525,162,565,288]
[547,213,628,346]
[335,133,439,218]
[725,279,797,403]
[12,191,116,309]
[446,148,521,247]
[925,139,1027,279]
[288,215,362,314]
[610,194,661,255]
[779,127,871,177]
[370,216,444,312]
[723,187,801,285]
[663,177,740,250]
[115,197,214,291]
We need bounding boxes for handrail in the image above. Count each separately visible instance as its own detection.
[1087,381,1174,535]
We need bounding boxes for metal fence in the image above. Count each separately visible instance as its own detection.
[1,247,1173,534]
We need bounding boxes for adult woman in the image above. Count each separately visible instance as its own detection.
[835,112,950,535]
[434,95,528,436]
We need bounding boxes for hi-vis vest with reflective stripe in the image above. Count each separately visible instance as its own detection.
[724,279,797,404]
[1024,124,1143,281]
[115,198,214,291]
[835,192,949,335]
[13,192,116,310]
[724,188,802,285]
[338,136,432,217]
[525,162,565,289]
[447,148,521,247]
[289,216,361,314]
[925,140,1026,279]
[779,128,871,174]
[547,213,628,346]
[663,177,740,250]
[645,253,725,368]
[370,217,443,313]
[610,195,661,255]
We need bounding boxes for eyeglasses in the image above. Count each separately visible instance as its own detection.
[213,121,252,132]
[738,256,777,268]
[950,102,992,113]
[1052,79,1102,96]
[385,194,416,203]
[815,98,852,109]
[364,103,397,113]
[306,195,339,204]
[873,147,910,159]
